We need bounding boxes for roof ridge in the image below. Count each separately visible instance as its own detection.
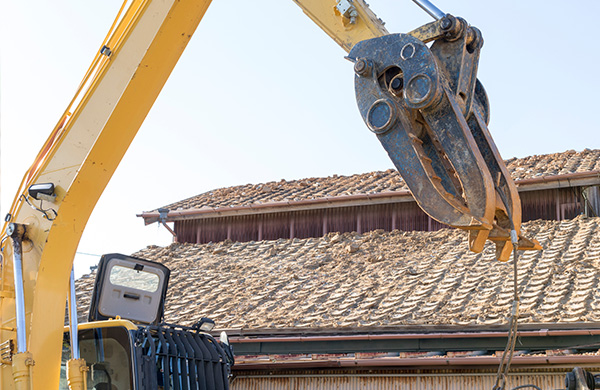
[149,148,600,213]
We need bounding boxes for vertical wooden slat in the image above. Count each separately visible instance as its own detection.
[173,187,587,244]
[230,371,570,390]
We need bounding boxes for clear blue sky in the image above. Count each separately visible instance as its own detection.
[2,0,599,276]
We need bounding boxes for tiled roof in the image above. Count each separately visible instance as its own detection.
[154,149,600,212]
[75,215,600,330]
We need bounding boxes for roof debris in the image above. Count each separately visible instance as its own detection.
[75,216,600,331]
[149,149,600,213]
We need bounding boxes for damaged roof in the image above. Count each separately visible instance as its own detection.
[148,149,600,213]
[75,215,600,331]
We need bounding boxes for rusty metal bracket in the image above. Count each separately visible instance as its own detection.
[408,14,463,44]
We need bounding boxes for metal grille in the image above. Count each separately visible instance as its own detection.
[135,326,230,390]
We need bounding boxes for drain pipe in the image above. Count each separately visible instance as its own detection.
[67,267,88,390]
[158,208,177,241]
[7,223,35,390]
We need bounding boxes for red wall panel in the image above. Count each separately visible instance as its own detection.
[174,187,588,245]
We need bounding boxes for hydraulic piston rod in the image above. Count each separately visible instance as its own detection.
[68,268,79,360]
[412,0,445,20]
[66,267,88,390]
[7,223,35,390]
[7,223,27,353]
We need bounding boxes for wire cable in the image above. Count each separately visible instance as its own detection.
[19,194,57,221]
[511,385,542,390]
[492,185,521,390]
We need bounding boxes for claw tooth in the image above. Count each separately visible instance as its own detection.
[410,136,424,145]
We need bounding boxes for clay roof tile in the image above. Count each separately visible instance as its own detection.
[76,216,600,331]
[152,149,600,213]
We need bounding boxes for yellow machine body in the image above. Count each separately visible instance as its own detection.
[0,1,534,388]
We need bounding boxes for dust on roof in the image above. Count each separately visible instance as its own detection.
[75,216,600,330]
[154,149,600,213]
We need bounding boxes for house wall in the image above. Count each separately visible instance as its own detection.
[520,187,582,221]
[175,187,586,245]
[230,368,577,390]
[586,185,600,217]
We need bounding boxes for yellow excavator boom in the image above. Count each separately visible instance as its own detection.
[0,1,388,388]
[0,0,540,388]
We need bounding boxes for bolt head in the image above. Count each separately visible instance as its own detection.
[354,58,372,77]
[440,17,452,30]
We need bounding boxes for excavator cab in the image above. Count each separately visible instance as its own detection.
[60,254,233,390]
[60,323,135,390]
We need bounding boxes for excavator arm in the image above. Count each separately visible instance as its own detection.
[299,0,540,260]
[0,1,537,389]
[0,1,390,388]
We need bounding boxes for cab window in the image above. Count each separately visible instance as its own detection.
[60,326,133,390]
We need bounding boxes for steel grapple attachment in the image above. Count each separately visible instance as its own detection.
[349,19,540,261]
